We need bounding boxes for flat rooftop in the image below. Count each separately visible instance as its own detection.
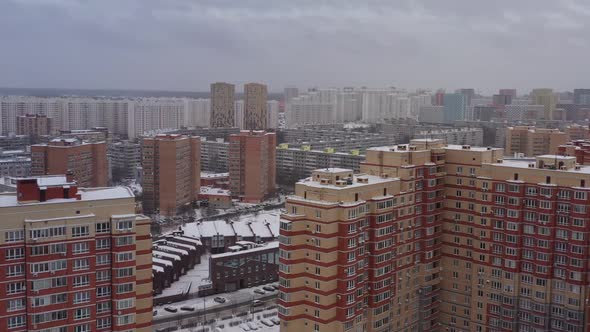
[0,186,135,208]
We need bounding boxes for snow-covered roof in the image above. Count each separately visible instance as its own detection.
[181,210,281,239]
[153,250,181,261]
[200,186,230,196]
[153,257,173,266]
[155,245,189,256]
[211,242,279,259]
[152,265,164,273]
[200,172,229,179]
[25,213,95,223]
[36,176,70,186]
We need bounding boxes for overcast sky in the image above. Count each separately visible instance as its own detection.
[1,0,589,94]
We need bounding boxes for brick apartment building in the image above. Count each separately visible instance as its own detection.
[16,114,54,141]
[505,126,567,157]
[31,138,108,187]
[279,139,590,332]
[229,131,276,203]
[142,134,201,216]
[0,175,153,332]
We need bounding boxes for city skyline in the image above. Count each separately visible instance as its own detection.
[1,1,590,93]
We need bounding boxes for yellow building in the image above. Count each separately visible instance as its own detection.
[531,88,557,120]
[280,139,590,332]
[505,126,567,157]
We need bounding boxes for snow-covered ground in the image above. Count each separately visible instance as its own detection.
[154,282,278,321]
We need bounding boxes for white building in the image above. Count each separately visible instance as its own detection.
[0,96,63,135]
[185,98,210,128]
[127,99,186,139]
[267,100,279,129]
[234,100,244,129]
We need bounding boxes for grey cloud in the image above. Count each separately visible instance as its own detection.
[1,0,589,93]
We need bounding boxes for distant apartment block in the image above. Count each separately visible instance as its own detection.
[16,114,53,141]
[200,138,229,173]
[443,93,467,123]
[210,82,235,128]
[573,88,590,105]
[0,175,152,331]
[505,126,567,156]
[142,134,200,216]
[243,83,268,130]
[31,138,108,187]
[110,140,141,181]
[414,127,484,146]
[0,150,31,178]
[229,131,276,202]
[531,88,557,120]
[419,105,444,123]
[276,145,365,185]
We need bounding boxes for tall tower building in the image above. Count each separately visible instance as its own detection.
[210,82,235,128]
[443,93,467,124]
[0,175,152,332]
[243,83,268,130]
[531,88,557,120]
[31,138,108,187]
[280,139,590,332]
[141,134,200,216]
[229,131,276,202]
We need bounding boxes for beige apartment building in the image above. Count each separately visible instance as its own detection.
[505,126,567,157]
[280,139,590,332]
[243,83,268,130]
[142,134,200,216]
[16,114,54,139]
[210,82,235,128]
[530,88,557,120]
[0,175,152,331]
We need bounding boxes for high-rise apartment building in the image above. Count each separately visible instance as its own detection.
[267,100,280,129]
[127,99,185,139]
[531,88,557,120]
[243,83,268,130]
[228,131,275,202]
[16,114,54,139]
[0,175,152,331]
[31,138,108,187]
[499,89,517,98]
[505,126,567,157]
[141,134,200,216]
[210,82,235,128]
[443,93,467,124]
[110,140,142,181]
[280,139,590,332]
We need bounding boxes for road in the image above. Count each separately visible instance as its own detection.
[152,293,278,331]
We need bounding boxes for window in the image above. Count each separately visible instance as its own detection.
[116,236,135,246]
[6,248,24,260]
[116,314,135,326]
[7,265,24,277]
[117,283,134,294]
[117,298,135,310]
[97,286,111,297]
[97,254,110,265]
[96,301,111,313]
[7,315,25,329]
[73,275,89,287]
[117,252,134,262]
[7,282,25,294]
[116,220,133,231]
[73,242,89,254]
[97,317,111,329]
[74,291,90,304]
[96,222,110,233]
[73,259,89,271]
[7,298,25,312]
[72,226,89,238]
[96,238,110,249]
[74,308,90,320]
[74,324,90,332]
[30,226,66,239]
[5,230,24,242]
[115,267,134,278]
[96,270,111,282]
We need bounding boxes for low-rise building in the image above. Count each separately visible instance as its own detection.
[198,186,232,209]
[209,242,279,293]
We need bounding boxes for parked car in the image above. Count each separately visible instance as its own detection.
[251,300,264,307]
[153,310,158,316]
[214,297,227,303]
[180,305,195,312]
[262,286,275,292]
[164,306,178,313]
[271,283,279,290]
[253,289,265,295]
